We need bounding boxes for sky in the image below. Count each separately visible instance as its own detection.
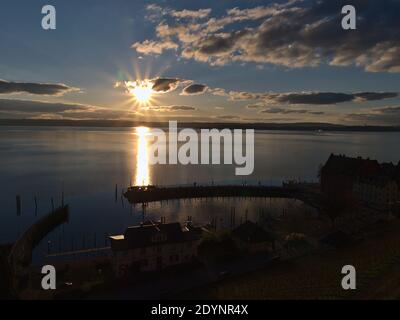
[1,0,400,125]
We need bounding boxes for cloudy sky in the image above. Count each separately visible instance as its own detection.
[1,0,400,125]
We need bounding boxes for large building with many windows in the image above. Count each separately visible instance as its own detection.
[109,220,202,278]
[321,154,400,211]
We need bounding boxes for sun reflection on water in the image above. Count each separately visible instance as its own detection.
[135,126,151,186]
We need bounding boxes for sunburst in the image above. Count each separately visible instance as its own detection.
[129,81,153,104]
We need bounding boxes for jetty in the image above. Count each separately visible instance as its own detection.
[124,184,323,209]
[8,205,69,294]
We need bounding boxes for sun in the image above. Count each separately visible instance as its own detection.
[127,80,153,104]
[132,85,152,103]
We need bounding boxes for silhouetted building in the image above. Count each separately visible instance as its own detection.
[109,220,201,278]
[321,154,400,211]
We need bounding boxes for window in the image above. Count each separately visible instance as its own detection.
[151,234,167,243]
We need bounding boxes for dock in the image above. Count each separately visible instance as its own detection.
[124,184,323,210]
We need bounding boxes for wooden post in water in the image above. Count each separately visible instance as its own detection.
[142,202,146,223]
[34,196,38,216]
[115,184,118,202]
[51,197,55,212]
[16,195,21,216]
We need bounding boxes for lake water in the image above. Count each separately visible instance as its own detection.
[1,126,400,262]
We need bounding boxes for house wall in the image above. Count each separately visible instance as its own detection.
[321,172,354,201]
[112,239,200,278]
[353,180,399,210]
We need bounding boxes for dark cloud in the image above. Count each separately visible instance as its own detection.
[271,92,398,105]
[246,103,265,109]
[198,30,249,55]
[145,105,196,112]
[228,91,264,100]
[151,78,185,92]
[344,106,400,125]
[0,98,137,120]
[169,105,196,111]
[136,0,400,72]
[261,107,324,115]
[0,79,78,95]
[0,99,90,113]
[215,115,241,120]
[230,91,398,105]
[353,92,399,101]
[374,106,400,114]
[270,92,353,105]
[181,84,208,95]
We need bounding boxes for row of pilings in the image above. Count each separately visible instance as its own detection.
[8,205,69,296]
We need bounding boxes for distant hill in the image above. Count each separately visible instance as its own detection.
[0,118,399,132]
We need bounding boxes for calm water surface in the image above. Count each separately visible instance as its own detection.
[1,126,399,262]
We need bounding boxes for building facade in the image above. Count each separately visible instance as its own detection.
[353,175,400,210]
[109,221,202,278]
[321,154,400,211]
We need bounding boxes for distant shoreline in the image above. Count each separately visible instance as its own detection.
[1,119,400,132]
